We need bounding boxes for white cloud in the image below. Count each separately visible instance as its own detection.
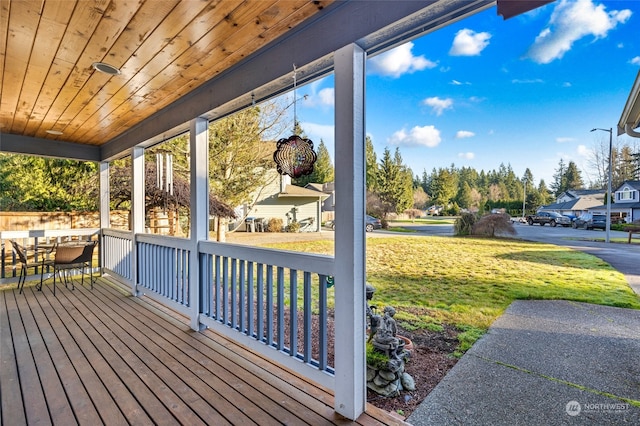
[456,130,475,139]
[369,42,437,78]
[317,88,334,106]
[299,122,335,146]
[630,56,640,65]
[577,144,590,157]
[526,0,632,64]
[458,152,475,160]
[450,79,471,86]
[422,97,453,116]
[449,29,491,56]
[512,78,544,84]
[562,81,572,87]
[556,137,576,143]
[388,125,441,147]
[299,81,334,107]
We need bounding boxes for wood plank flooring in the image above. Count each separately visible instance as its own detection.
[1,277,408,425]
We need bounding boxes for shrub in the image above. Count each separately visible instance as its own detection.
[285,221,301,233]
[266,218,283,232]
[445,203,460,216]
[472,213,515,237]
[381,219,389,229]
[454,212,477,236]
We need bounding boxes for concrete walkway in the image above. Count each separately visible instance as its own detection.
[408,236,640,425]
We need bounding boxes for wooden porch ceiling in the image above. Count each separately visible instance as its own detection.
[0,0,333,146]
[0,0,552,162]
[1,277,406,425]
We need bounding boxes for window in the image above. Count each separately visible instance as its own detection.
[619,187,634,201]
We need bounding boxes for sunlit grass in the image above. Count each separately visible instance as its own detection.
[265,236,640,352]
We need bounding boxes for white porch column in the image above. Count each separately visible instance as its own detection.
[99,162,109,275]
[131,146,145,296]
[189,117,209,331]
[333,43,366,420]
[99,162,110,229]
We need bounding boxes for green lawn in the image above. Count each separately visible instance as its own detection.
[265,236,640,354]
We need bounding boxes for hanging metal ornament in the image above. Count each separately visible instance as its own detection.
[273,65,317,178]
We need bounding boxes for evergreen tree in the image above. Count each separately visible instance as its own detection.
[551,159,568,197]
[376,147,413,216]
[564,161,584,190]
[293,139,334,186]
[365,136,378,191]
[457,181,473,210]
[430,167,457,207]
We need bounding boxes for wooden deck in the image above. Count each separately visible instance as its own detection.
[1,277,407,425]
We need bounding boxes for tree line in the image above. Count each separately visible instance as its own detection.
[2,103,639,219]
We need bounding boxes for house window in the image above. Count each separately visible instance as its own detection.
[620,188,634,201]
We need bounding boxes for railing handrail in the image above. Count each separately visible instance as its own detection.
[102,228,132,239]
[200,240,334,276]
[137,233,192,251]
[0,228,100,239]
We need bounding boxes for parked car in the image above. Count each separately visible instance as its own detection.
[325,215,382,232]
[526,211,571,227]
[572,213,607,230]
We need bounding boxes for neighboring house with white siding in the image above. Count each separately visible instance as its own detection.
[241,170,329,232]
[590,180,640,223]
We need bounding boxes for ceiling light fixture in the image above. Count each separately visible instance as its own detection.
[92,62,121,75]
[46,130,63,135]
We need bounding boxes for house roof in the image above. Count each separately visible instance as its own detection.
[278,184,329,199]
[614,180,640,192]
[0,0,553,163]
[305,183,325,192]
[541,197,603,212]
[559,189,605,200]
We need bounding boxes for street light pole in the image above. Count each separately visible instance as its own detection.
[591,127,613,243]
[522,178,527,220]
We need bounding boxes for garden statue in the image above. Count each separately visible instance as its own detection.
[365,284,415,397]
[372,306,406,371]
[366,283,379,341]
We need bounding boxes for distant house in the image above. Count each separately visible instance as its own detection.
[556,189,605,204]
[241,171,329,232]
[590,180,640,223]
[539,197,603,218]
[305,181,335,213]
[539,188,605,218]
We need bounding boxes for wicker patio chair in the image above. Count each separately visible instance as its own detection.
[37,241,98,295]
[11,241,53,294]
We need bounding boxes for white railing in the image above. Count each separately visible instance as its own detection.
[199,241,335,388]
[135,233,192,316]
[102,229,133,281]
[0,229,100,283]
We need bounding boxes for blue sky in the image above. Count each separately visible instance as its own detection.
[285,0,640,187]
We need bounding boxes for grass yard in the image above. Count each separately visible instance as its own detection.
[265,236,640,354]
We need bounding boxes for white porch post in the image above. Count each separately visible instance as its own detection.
[333,43,366,420]
[99,162,110,229]
[131,146,145,296]
[99,162,109,274]
[189,117,209,331]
